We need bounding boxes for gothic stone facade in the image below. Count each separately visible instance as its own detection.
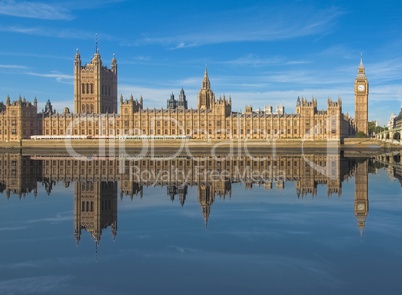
[0,50,365,142]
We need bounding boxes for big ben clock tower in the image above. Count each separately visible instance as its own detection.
[354,57,369,135]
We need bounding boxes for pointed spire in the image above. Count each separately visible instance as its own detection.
[359,53,365,70]
[95,240,99,262]
[357,53,366,77]
[202,66,211,90]
[95,33,98,53]
[75,48,80,59]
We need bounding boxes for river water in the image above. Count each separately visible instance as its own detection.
[0,151,401,295]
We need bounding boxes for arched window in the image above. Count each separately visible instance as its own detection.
[86,104,90,114]
[90,105,94,113]
[82,83,85,94]
[86,83,89,94]
[91,83,94,94]
[82,104,86,113]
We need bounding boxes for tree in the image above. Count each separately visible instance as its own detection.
[355,131,367,138]
[368,121,376,136]
[374,126,385,134]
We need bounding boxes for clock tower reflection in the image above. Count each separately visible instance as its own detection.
[354,160,369,236]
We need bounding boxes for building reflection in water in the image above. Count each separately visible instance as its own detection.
[1,151,401,245]
[74,181,117,247]
[354,160,369,236]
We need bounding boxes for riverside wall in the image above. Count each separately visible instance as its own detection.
[0,138,398,153]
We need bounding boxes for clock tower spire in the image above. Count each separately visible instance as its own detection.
[354,56,369,135]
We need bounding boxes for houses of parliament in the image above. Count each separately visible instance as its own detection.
[0,48,369,142]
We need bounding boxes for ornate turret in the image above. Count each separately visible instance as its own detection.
[167,93,177,109]
[202,67,210,90]
[177,88,188,109]
[197,67,215,110]
[357,56,366,78]
[74,48,81,66]
[111,53,117,74]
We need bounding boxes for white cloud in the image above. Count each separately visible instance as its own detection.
[26,211,72,224]
[25,71,73,83]
[0,25,114,42]
[0,0,72,20]
[131,6,344,48]
[320,44,359,60]
[0,64,27,69]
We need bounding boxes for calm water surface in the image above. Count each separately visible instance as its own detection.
[0,152,401,295]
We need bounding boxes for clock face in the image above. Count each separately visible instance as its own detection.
[358,84,365,91]
[357,203,365,211]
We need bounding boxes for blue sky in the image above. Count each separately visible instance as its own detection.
[0,0,402,125]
